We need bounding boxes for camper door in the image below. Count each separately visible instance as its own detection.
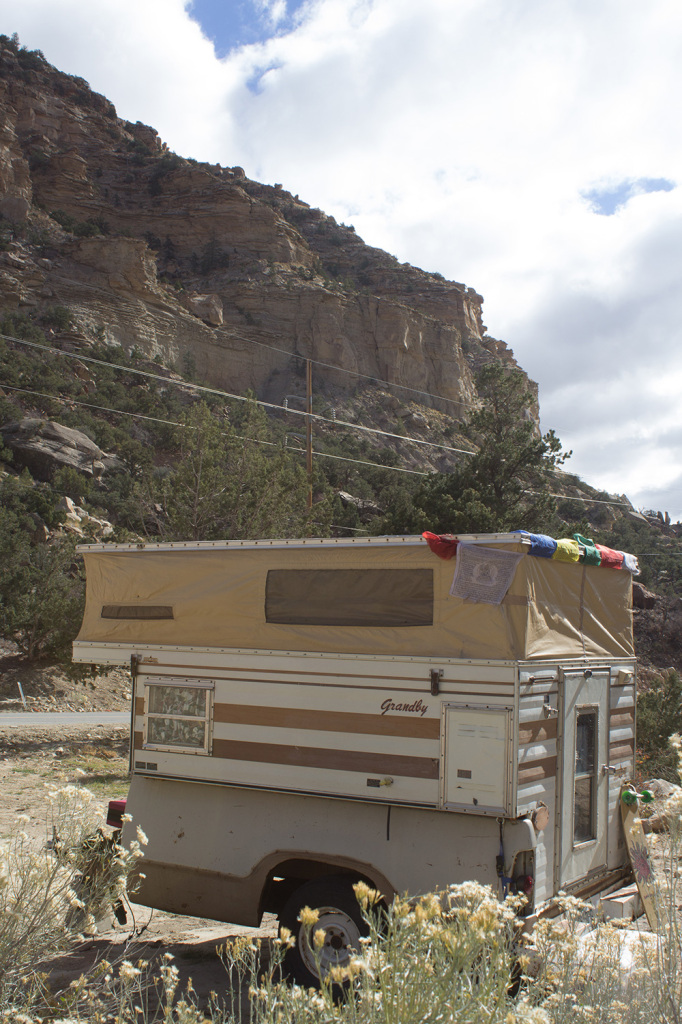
[557,670,610,887]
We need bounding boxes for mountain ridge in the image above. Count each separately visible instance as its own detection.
[0,33,532,465]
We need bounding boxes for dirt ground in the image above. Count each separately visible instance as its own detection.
[0,643,132,713]
[0,726,277,1012]
[0,649,276,1014]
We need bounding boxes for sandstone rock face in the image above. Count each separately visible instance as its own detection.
[181,292,224,326]
[0,195,29,221]
[0,418,123,481]
[0,43,539,434]
[67,236,167,299]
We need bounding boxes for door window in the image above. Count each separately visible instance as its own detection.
[573,709,597,844]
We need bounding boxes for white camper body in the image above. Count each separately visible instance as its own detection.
[73,533,636,957]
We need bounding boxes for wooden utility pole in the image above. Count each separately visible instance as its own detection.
[306,359,313,511]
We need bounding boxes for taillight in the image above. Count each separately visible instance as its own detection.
[107,798,127,829]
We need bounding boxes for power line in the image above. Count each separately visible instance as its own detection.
[0,334,649,513]
[523,488,632,509]
[0,381,427,477]
[315,522,370,534]
[2,380,653,514]
[289,446,428,476]
[0,333,477,458]
[636,551,682,556]
[0,381,249,436]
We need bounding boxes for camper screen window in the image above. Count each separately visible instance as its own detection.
[144,683,212,753]
[265,569,433,626]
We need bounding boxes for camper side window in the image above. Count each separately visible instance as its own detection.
[143,682,212,754]
[265,569,433,626]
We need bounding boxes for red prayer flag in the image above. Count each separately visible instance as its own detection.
[422,531,459,560]
[595,544,624,569]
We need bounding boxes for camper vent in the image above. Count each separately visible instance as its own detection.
[102,605,174,620]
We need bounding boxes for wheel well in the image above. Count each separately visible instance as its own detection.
[259,858,380,919]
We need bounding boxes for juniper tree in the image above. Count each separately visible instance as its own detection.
[146,401,316,541]
[377,362,571,535]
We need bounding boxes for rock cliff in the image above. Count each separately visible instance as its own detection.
[0,38,535,456]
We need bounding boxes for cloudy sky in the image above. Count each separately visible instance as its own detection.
[3,0,682,520]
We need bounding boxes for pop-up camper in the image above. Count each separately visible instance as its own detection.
[73,532,637,985]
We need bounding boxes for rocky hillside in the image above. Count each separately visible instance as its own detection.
[4,38,682,687]
[0,35,531,462]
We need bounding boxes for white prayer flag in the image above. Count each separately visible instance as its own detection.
[449,544,523,604]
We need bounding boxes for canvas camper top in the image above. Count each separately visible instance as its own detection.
[75,531,635,663]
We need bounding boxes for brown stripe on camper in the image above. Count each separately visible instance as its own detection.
[134,731,143,750]
[609,738,635,761]
[101,605,174,619]
[517,755,557,784]
[518,719,558,745]
[214,703,440,739]
[609,709,635,730]
[135,696,145,717]
[211,738,440,779]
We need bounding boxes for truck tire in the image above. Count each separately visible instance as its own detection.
[279,876,369,989]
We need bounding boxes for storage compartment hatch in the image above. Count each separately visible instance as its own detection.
[442,704,513,815]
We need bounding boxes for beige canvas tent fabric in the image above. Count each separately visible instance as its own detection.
[76,539,634,661]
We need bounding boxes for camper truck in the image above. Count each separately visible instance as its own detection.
[73,532,636,986]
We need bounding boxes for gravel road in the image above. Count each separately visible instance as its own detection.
[0,711,129,727]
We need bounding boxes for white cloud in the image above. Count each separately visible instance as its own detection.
[3,0,682,518]
[255,0,288,28]
[0,0,237,156]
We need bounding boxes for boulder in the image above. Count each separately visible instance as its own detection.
[0,419,123,481]
[181,292,224,326]
[57,495,78,514]
[639,779,679,833]
[382,394,401,411]
[28,511,49,544]
[62,513,85,537]
[54,498,115,539]
[632,582,657,610]
[74,506,115,538]
[642,778,678,801]
[337,490,384,522]
[401,411,429,428]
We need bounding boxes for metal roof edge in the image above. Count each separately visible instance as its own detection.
[76,532,531,554]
